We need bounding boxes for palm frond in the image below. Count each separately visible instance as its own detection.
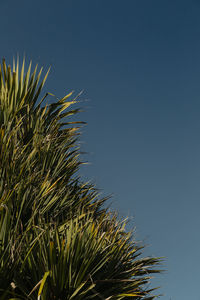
[0,58,162,300]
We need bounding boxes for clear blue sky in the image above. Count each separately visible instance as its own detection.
[1,0,200,299]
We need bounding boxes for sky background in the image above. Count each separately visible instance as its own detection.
[0,0,199,299]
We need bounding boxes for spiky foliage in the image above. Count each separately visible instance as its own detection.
[0,58,161,299]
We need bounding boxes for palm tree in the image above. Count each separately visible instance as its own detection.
[0,58,161,299]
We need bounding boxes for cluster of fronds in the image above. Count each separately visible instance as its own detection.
[0,58,161,299]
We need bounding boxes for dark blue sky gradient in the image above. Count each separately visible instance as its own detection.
[1,1,200,299]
